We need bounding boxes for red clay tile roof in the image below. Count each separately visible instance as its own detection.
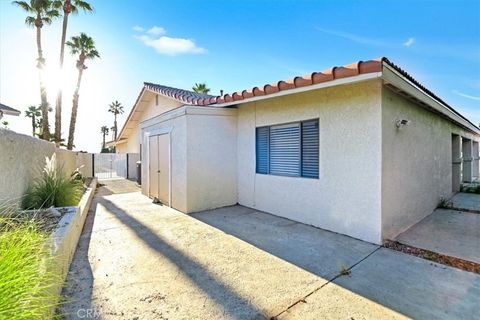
[145,57,478,130]
[116,57,478,142]
[144,82,214,105]
[143,58,384,107]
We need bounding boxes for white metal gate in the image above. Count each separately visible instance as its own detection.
[94,153,127,179]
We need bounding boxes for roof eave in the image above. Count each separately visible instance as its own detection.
[382,63,480,135]
[212,72,383,108]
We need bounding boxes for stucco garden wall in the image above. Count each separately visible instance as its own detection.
[236,80,383,244]
[0,129,92,206]
[381,87,480,240]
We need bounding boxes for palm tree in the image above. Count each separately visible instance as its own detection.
[13,0,60,140]
[100,125,109,149]
[66,32,100,150]
[108,101,124,140]
[54,0,93,145]
[192,83,210,94]
[25,105,42,136]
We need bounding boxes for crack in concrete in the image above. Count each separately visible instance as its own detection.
[270,246,382,320]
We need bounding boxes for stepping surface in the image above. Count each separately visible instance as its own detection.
[450,192,480,212]
[396,209,480,263]
[281,249,479,320]
[60,188,377,319]
[60,180,480,319]
[192,206,378,280]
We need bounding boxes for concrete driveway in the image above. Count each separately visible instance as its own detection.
[60,180,480,319]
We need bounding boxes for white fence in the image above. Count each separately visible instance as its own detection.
[91,153,139,180]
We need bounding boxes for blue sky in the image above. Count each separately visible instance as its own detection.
[1,0,479,151]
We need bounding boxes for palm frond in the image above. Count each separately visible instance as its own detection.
[51,0,62,9]
[12,1,34,13]
[25,15,36,26]
[70,0,92,15]
[45,8,60,18]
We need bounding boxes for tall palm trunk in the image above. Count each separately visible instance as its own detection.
[67,63,84,150]
[55,1,72,146]
[114,114,117,140]
[31,115,36,136]
[102,133,106,149]
[35,15,49,140]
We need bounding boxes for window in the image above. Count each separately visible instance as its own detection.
[256,119,319,178]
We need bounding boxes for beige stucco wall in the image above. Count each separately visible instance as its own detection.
[118,93,183,154]
[381,87,480,240]
[186,108,238,212]
[76,152,93,178]
[0,130,92,206]
[237,80,383,244]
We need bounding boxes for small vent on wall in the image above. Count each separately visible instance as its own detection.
[155,94,159,106]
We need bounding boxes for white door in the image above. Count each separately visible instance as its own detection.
[149,136,159,199]
[157,134,170,205]
[148,134,170,205]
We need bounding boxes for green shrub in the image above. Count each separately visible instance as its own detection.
[22,154,83,210]
[0,214,62,319]
[460,182,480,194]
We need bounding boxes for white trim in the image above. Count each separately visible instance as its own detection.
[140,105,237,129]
[213,72,383,107]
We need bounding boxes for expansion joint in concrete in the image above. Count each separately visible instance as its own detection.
[270,246,382,319]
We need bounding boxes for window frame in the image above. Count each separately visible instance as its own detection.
[255,118,319,179]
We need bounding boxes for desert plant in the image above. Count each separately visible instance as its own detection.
[22,154,83,209]
[0,213,62,319]
[71,167,85,183]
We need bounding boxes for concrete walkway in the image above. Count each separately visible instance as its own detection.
[60,181,480,319]
[450,192,480,213]
[396,209,480,263]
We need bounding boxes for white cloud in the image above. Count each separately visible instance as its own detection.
[132,25,144,32]
[135,27,206,56]
[403,37,415,47]
[147,26,166,36]
[453,90,480,101]
[137,35,206,56]
[315,27,388,47]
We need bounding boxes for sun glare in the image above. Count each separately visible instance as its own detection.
[42,64,76,101]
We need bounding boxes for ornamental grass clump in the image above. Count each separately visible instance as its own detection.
[22,154,83,210]
[0,206,62,319]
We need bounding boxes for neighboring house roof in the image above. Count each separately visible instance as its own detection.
[0,103,21,116]
[115,57,479,143]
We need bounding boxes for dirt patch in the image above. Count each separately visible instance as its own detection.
[384,240,480,274]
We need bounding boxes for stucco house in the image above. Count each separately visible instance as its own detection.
[110,57,480,244]
[0,102,21,119]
